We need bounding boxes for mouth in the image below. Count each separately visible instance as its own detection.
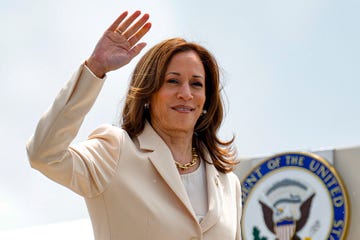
[171,105,195,113]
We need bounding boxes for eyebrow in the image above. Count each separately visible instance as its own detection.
[166,72,204,79]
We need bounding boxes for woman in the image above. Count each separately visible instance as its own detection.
[26,10,242,240]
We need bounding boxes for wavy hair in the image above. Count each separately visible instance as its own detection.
[121,38,238,173]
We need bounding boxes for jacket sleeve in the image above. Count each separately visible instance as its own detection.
[26,64,122,198]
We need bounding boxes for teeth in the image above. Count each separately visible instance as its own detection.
[174,107,192,111]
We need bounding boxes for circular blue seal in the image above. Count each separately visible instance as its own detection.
[241,152,350,240]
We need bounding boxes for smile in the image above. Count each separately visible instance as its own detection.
[171,106,194,112]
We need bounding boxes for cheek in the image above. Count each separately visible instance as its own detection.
[197,93,206,107]
[150,94,168,118]
[151,93,168,108]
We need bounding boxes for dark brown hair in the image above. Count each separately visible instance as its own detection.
[121,38,238,173]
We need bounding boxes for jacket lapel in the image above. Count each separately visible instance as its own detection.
[137,122,196,220]
[200,161,223,232]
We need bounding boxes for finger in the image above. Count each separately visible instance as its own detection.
[123,13,150,39]
[127,42,147,59]
[107,11,129,31]
[116,10,142,32]
[128,22,152,46]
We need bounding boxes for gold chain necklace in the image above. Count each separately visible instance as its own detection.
[175,148,199,170]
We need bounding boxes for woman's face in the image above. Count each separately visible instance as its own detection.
[150,50,206,135]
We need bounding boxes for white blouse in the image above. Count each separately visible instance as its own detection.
[180,160,208,223]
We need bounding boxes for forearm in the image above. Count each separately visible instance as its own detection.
[26,63,105,170]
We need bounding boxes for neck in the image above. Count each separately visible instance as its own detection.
[161,133,193,162]
[151,125,194,165]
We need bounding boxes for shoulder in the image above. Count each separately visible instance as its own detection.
[87,124,132,146]
[224,171,240,184]
[218,170,241,192]
[227,171,240,183]
[206,161,241,188]
[89,124,126,136]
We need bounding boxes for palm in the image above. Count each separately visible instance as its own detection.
[87,11,151,77]
[92,31,134,70]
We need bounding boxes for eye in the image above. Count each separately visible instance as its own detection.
[191,81,204,88]
[166,78,179,84]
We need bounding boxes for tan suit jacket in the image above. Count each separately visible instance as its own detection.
[26,64,242,240]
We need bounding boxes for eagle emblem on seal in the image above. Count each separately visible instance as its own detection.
[259,178,315,240]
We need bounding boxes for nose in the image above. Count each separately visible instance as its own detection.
[177,83,193,101]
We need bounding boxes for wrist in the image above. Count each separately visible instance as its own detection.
[85,58,106,78]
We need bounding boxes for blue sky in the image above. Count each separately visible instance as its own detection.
[1,0,359,235]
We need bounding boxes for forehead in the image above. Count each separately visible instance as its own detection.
[165,50,205,74]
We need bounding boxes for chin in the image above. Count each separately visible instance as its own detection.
[171,123,195,133]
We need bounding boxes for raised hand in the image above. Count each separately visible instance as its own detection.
[86,11,151,78]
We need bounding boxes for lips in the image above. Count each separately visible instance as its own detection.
[171,105,195,113]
